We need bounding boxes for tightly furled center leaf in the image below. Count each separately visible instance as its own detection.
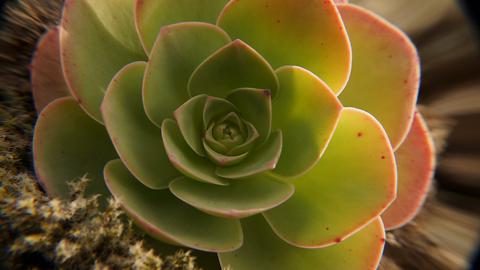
[173,88,272,169]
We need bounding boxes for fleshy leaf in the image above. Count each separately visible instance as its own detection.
[226,88,271,145]
[338,4,420,150]
[101,62,180,189]
[205,123,229,154]
[162,119,228,185]
[169,175,294,218]
[219,216,385,270]
[135,0,229,53]
[104,159,242,252]
[33,97,117,198]
[271,66,342,178]
[228,121,259,155]
[203,96,238,128]
[174,95,208,156]
[382,112,435,230]
[188,40,278,98]
[61,0,145,123]
[143,22,230,127]
[203,140,248,167]
[31,27,70,112]
[216,131,282,179]
[218,0,351,94]
[264,108,396,248]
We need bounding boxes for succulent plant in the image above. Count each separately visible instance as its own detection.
[31,0,435,269]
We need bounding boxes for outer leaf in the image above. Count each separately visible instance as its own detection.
[272,66,342,178]
[33,97,117,198]
[104,160,242,252]
[174,95,208,156]
[143,22,230,127]
[61,0,145,123]
[101,62,180,190]
[218,0,351,94]
[169,175,294,218]
[31,27,70,112]
[135,0,229,53]
[219,216,385,270]
[382,112,435,229]
[226,88,271,145]
[338,4,420,150]
[264,108,396,248]
[216,131,282,179]
[188,40,278,98]
[162,119,228,185]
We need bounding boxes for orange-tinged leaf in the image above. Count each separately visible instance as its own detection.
[338,4,420,150]
[31,27,70,112]
[382,112,435,229]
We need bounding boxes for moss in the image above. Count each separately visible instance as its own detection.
[0,173,203,269]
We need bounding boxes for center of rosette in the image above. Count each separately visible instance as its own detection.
[203,109,259,167]
[211,112,247,149]
[172,89,273,169]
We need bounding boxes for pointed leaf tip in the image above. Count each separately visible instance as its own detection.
[188,39,278,98]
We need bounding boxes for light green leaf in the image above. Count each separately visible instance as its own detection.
[135,0,229,53]
[174,95,208,156]
[203,140,249,167]
[216,131,282,179]
[102,62,180,189]
[203,96,238,128]
[188,40,278,98]
[218,0,351,94]
[33,97,117,198]
[264,108,396,247]
[104,159,242,252]
[219,216,385,270]
[61,0,145,123]
[143,22,231,127]
[271,66,342,178]
[162,119,228,185]
[226,88,272,145]
[170,175,293,218]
